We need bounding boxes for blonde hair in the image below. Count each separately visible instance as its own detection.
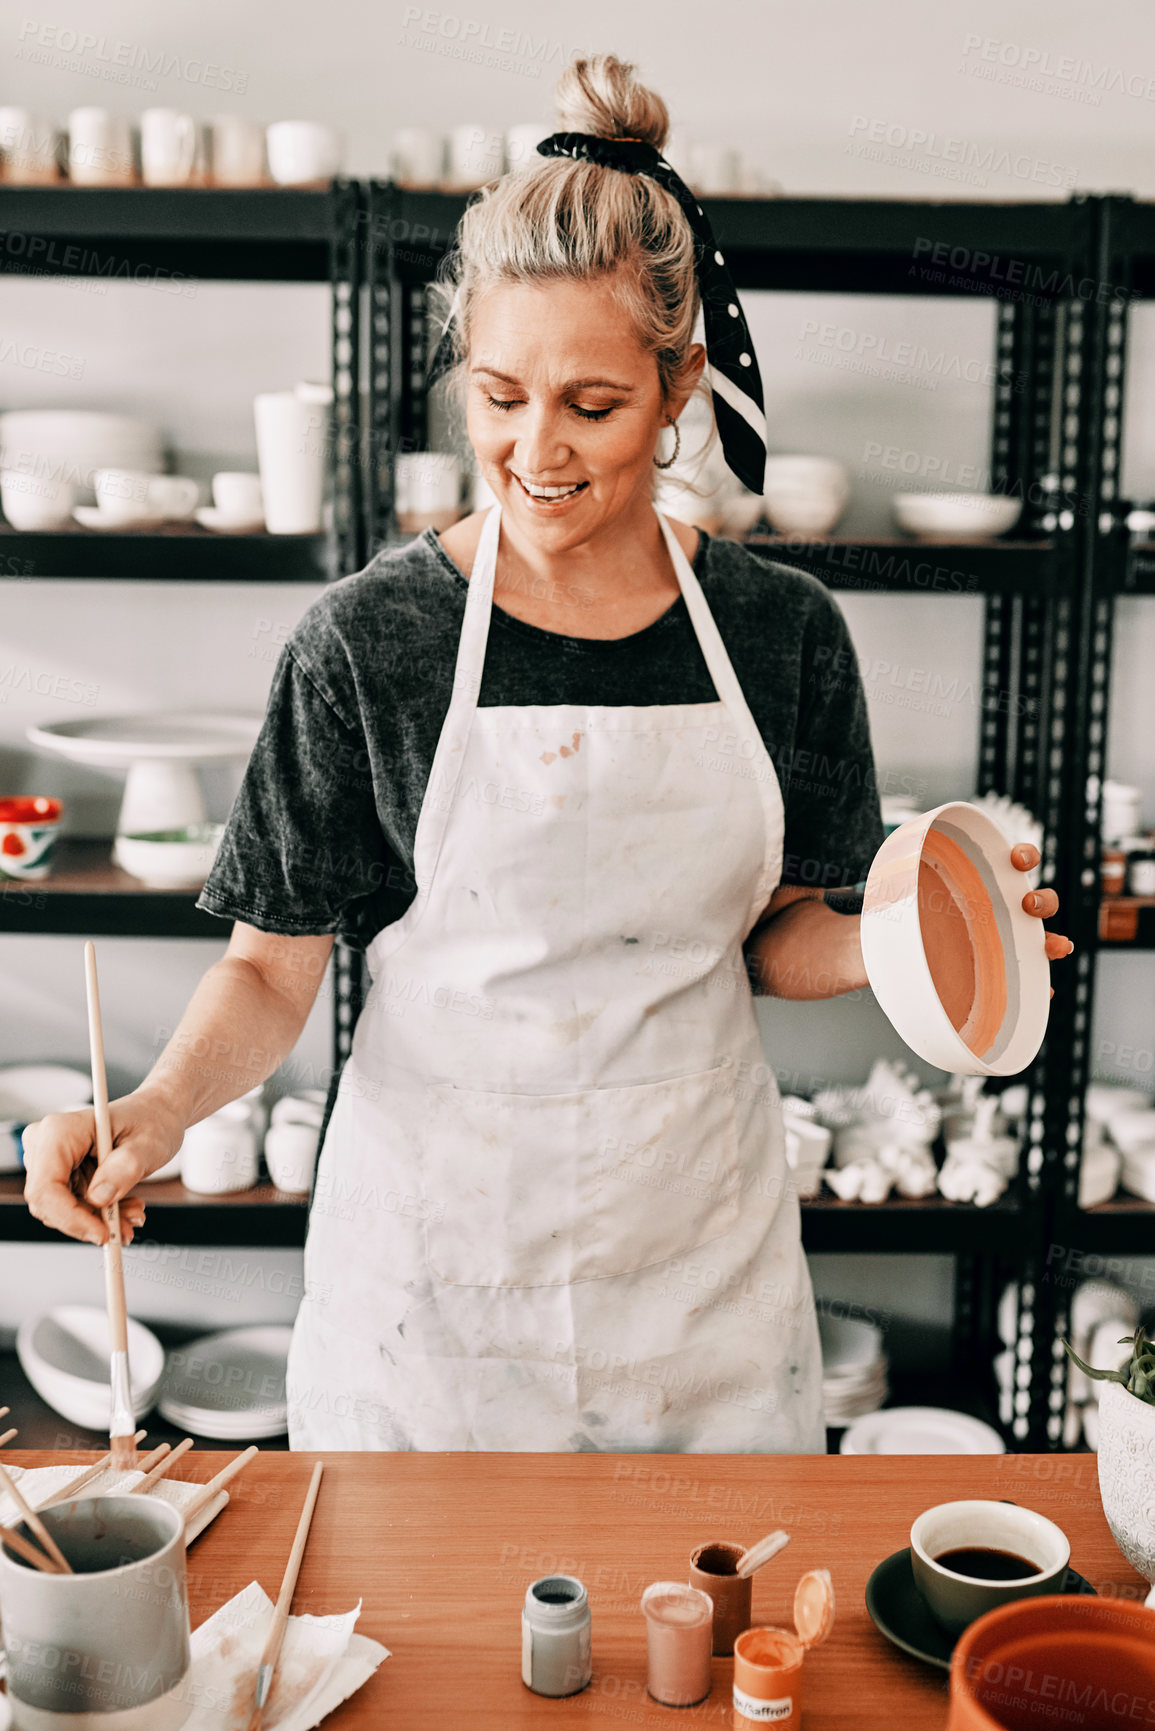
[431,55,701,415]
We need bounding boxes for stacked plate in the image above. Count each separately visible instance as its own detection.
[157,1325,291,1440]
[840,1407,1005,1455]
[819,1312,888,1427]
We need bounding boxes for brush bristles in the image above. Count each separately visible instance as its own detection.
[109,1435,137,1470]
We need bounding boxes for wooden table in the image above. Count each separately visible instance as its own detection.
[5,1449,1147,1728]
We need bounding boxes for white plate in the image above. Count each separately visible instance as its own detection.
[74,504,167,531]
[16,1305,165,1431]
[157,1325,291,1438]
[840,1406,1005,1455]
[195,505,265,534]
[27,710,262,766]
[819,1310,884,1372]
[893,492,1022,539]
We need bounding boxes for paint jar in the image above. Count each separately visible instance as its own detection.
[1101,846,1127,896]
[732,1569,835,1729]
[689,1540,752,1656]
[521,1575,591,1698]
[641,1580,714,1707]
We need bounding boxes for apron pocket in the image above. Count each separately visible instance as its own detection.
[422,1062,743,1288]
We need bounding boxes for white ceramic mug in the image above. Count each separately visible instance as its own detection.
[212,470,263,524]
[446,123,504,188]
[391,126,444,185]
[270,1088,326,1130]
[0,468,76,529]
[265,121,343,186]
[94,469,199,522]
[910,1499,1071,1636]
[395,451,462,532]
[67,107,133,186]
[179,1104,260,1195]
[253,391,325,533]
[140,108,198,186]
[0,108,59,184]
[265,1121,321,1194]
[208,113,265,186]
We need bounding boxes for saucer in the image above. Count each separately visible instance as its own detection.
[74,504,166,531]
[195,505,265,534]
[865,1547,1097,1670]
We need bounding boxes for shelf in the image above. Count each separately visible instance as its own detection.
[380,187,1089,296]
[0,185,348,282]
[0,1173,309,1245]
[1070,1194,1155,1252]
[1097,897,1155,948]
[0,522,329,583]
[802,1191,1020,1251]
[0,840,227,937]
[739,533,1059,595]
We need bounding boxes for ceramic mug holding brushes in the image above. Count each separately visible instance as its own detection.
[0,1493,192,1730]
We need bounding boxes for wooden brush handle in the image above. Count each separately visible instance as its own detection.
[85,942,129,1356]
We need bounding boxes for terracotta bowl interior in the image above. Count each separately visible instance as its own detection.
[951,1596,1155,1731]
[918,818,1014,1065]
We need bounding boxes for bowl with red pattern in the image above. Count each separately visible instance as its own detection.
[0,796,63,879]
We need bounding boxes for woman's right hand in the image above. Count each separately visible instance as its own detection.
[22,1089,186,1246]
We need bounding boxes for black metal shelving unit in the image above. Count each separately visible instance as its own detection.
[5,182,1148,1450]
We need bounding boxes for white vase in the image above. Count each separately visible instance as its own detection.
[1097,1378,1155,1582]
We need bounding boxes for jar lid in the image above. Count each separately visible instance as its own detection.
[793,1568,835,1649]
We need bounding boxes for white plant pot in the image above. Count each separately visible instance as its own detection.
[1097,1378,1155,1582]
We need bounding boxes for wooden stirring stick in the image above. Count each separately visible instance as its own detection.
[36,1429,148,1511]
[84,941,136,1471]
[133,1438,193,1493]
[1,1522,64,1573]
[182,1445,259,1529]
[246,1462,324,1731]
[0,1463,72,1573]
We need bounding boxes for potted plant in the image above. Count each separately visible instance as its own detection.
[1064,1327,1155,1582]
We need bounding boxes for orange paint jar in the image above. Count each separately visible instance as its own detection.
[732,1570,834,1727]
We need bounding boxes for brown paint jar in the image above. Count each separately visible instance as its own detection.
[689,1540,752,1656]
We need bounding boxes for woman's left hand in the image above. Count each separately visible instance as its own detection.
[1011,842,1073,998]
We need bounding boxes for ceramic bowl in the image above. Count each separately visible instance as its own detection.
[860,800,1051,1076]
[911,1499,1070,1637]
[0,794,63,879]
[0,1061,92,1175]
[1105,1107,1155,1153]
[114,823,224,888]
[893,492,1022,540]
[16,1304,165,1429]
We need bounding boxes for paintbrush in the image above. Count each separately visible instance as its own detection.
[84,940,136,1471]
[182,1445,259,1529]
[35,1429,148,1510]
[0,1463,72,1572]
[247,1462,323,1731]
[0,1521,64,1573]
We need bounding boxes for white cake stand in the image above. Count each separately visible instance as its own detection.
[26,711,262,866]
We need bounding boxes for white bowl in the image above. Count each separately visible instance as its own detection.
[0,1063,92,1174]
[114,823,224,888]
[1085,1084,1152,1126]
[860,800,1051,1075]
[16,1305,165,1431]
[1106,1109,1155,1153]
[0,412,163,504]
[763,456,849,537]
[893,492,1022,540]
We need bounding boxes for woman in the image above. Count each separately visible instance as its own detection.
[24,56,1072,1452]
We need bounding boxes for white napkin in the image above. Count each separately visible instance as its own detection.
[182,1581,389,1730]
[0,1461,228,1543]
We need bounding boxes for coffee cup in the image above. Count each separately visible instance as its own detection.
[266,120,343,186]
[0,108,59,183]
[0,468,76,530]
[910,1500,1071,1637]
[253,390,325,533]
[208,113,265,186]
[265,1121,321,1194]
[211,470,264,525]
[0,1493,190,1728]
[94,470,199,523]
[140,108,198,186]
[67,107,134,186]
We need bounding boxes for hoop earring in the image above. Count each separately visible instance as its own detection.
[652,419,681,470]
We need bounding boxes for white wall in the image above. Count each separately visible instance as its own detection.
[3,0,1155,1369]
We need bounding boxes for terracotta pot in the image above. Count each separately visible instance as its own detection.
[1097,1378,1155,1583]
[949,1594,1155,1729]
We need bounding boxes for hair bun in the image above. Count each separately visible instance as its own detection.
[553,54,669,152]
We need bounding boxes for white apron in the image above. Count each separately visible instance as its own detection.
[286,503,825,1452]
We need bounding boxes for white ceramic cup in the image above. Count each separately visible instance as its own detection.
[0,468,76,529]
[270,1088,327,1129]
[179,1105,260,1195]
[94,469,198,522]
[0,108,58,184]
[265,1121,321,1194]
[391,126,444,185]
[140,108,198,187]
[67,107,133,186]
[212,470,263,524]
[266,120,343,186]
[910,1499,1071,1636]
[504,123,549,171]
[209,113,265,186]
[395,451,461,532]
[253,391,325,533]
[446,123,504,188]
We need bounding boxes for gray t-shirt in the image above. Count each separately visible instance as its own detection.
[197,527,886,950]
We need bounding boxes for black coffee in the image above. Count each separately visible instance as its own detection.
[935,1546,1041,1580]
